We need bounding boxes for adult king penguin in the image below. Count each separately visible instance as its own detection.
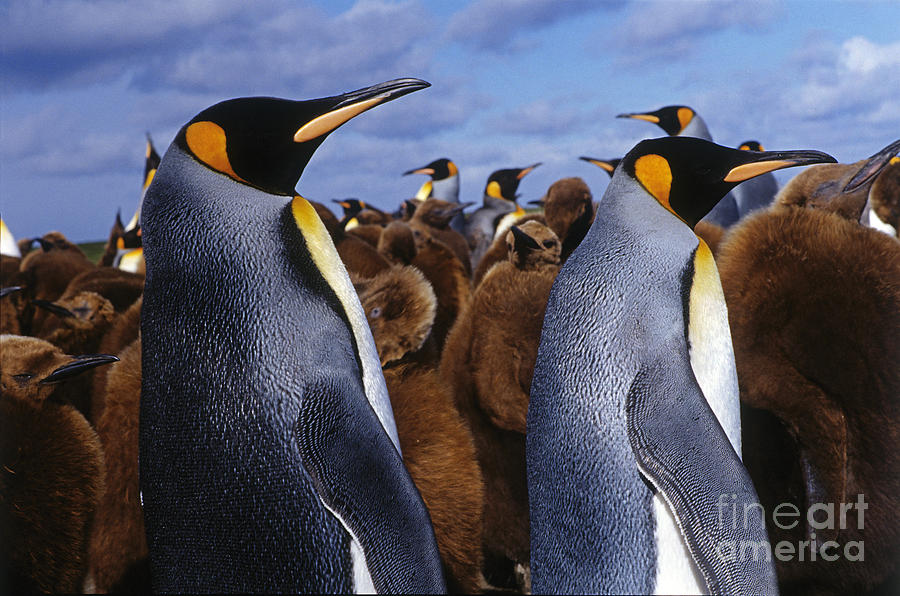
[527,136,835,594]
[140,78,446,593]
[403,158,465,232]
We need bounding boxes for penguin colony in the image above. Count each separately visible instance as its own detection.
[1,81,898,596]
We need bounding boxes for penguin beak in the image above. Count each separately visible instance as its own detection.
[510,225,541,251]
[617,112,659,123]
[404,166,435,176]
[40,354,119,384]
[841,138,900,193]
[444,202,473,217]
[38,238,54,252]
[517,163,542,179]
[32,299,76,319]
[333,199,352,209]
[579,156,617,173]
[0,286,23,299]
[528,198,546,207]
[724,149,838,183]
[294,78,430,143]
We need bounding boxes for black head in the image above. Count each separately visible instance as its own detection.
[175,78,429,196]
[332,198,369,218]
[621,136,837,228]
[579,156,621,178]
[484,163,541,201]
[738,140,765,152]
[403,157,458,180]
[617,105,696,136]
[144,133,161,190]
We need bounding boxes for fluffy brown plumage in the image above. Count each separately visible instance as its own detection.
[377,221,418,265]
[441,221,560,591]
[355,265,485,593]
[61,267,145,313]
[87,337,149,593]
[311,200,390,278]
[1,336,115,593]
[410,235,471,350]
[694,220,727,256]
[541,177,593,262]
[347,223,385,247]
[719,207,900,595]
[472,213,546,288]
[409,199,473,276]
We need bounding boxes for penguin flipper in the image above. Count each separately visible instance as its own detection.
[625,350,778,595]
[294,373,446,594]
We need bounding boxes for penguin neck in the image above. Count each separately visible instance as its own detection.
[679,115,713,141]
[431,174,459,203]
[482,194,516,211]
[686,236,742,457]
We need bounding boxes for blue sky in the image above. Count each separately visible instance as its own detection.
[2,0,899,242]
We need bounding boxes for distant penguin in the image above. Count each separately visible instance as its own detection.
[869,156,899,236]
[333,198,391,228]
[312,200,392,278]
[1,285,24,334]
[140,79,445,592]
[472,213,546,288]
[579,156,620,178]
[540,176,594,262]
[1,335,117,594]
[732,141,779,218]
[1,218,22,258]
[410,233,472,350]
[124,133,161,234]
[404,158,464,232]
[408,198,473,276]
[618,105,740,227]
[528,136,834,594]
[465,164,541,268]
[377,220,418,265]
[442,221,561,592]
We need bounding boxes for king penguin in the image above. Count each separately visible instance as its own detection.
[527,135,835,594]
[403,158,464,232]
[139,78,445,593]
[732,141,779,218]
[618,105,740,227]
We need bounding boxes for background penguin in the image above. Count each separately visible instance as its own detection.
[732,141,780,218]
[618,105,740,227]
[442,221,561,592]
[528,136,834,594]
[377,220,418,265]
[408,198,473,276]
[312,199,392,278]
[538,176,594,262]
[465,163,541,268]
[404,157,465,232]
[717,181,900,594]
[410,231,472,350]
[472,212,546,288]
[579,156,620,178]
[333,198,391,228]
[1,335,117,594]
[1,218,22,258]
[1,286,24,334]
[98,211,127,267]
[869,156,899,236]
[123,133,161,234]
[140,79,445,593]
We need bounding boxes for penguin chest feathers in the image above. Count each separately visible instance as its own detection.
[685,238,742,456]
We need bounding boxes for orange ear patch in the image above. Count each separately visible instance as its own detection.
[634,153,672,209]
[677,107,694,133]
[486,180,503,199]
[185,121,245,183]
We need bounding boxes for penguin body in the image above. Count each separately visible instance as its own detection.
[528,136,833,593]
[140,81,444,593]
[0,218,21,258]
[540,176,594,262]
[409,198,472,276]
[732,141,779,218]
[618,105,739,227]
[404,158,464,232]
[472,213,546,287]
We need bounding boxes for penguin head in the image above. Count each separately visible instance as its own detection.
[776,138,900,221]
[506,221,561,270]
[739,141,765,152]
[579,156,621,178]
[35,232,80,253]
[176,78,430,196]
[143,133,160,193]
[621,136,837,228]
[484,163,542,202]
[353,266,437,366]
[412,199,472,229]
[617,105,697,136]
[333,198,369,218]
[403,157,457,181]
[0,335,118,404]
[32,291,115,329]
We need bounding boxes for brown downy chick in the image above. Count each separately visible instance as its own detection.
[354,266,485,593]
[1,336,117,594]
[472,213,546,287]
[1,285,24,335]
[88,337,150,594]
[694,220,726,256]
[347,224,385,247]
[869,158,899,237]
[440,221,561,591]
[776,138,900,222]
[411,234,472,350]
[378,221,418,265]
[541,177,593,262]
[310,200,390,278]
[1,254,21,287]
[62,267,145,314]
[91,297,142,421]
[409,199,473,276]
[718,206,900,595]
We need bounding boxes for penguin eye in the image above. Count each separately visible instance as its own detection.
[13,373,33,384]
[369,307,383,319]
[542,239,557,248]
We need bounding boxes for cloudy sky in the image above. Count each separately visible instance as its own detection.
[2,0,899,242]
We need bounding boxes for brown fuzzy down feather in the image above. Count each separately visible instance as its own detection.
[1,336,107,594]
[354,266,437,367]
[718,207,900,595]
[472,213,546,288]
[35,290,117,352]
[62,267,145,313]
[378,221,418,265]
[91,297,143,422]
[311,200,391,278]
[87,337,149,594]
[441,221,560,591]
[542,177,593,262]
[347,223,384,247]
[775,159,880,222]
[694,220,726,256]
[1,254,20,287]
[411,236,472,350]
[409,199,473,277]
[870,161,899,235]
